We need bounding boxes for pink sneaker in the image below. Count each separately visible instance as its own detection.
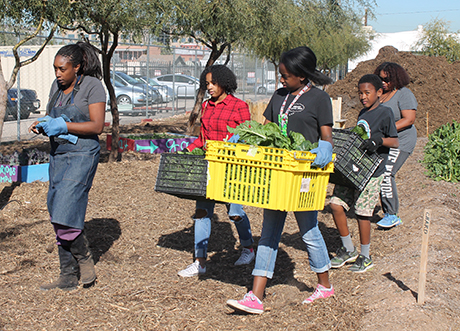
[227,291,264,314]
[302,284,334,304]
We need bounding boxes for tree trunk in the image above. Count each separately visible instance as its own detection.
[102,54,119,162]
[0,61,8,142]
[186,43,229,135]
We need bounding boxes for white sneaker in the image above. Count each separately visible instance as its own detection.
[234,248,255,266]
[177,260,206,277]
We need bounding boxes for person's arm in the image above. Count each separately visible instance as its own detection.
[382,137,399,148]
[65,102,106,135]
[395,109,416,131]
[263,118,270,124]
[319,125,333,146]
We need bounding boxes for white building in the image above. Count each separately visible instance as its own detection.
[348,25,424,71]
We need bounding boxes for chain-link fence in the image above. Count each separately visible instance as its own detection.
[1,32,346,140]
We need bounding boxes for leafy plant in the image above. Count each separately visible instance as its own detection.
[177,148,205,155]
[423,121,460,182]
[0,148,49,166]
[227,120,317,151]
[350,124,369,140]
[126,133,187,140]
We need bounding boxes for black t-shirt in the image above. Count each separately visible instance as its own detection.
[357,104,398,177]
[263,86,333,143]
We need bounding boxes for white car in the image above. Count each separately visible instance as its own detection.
[256,80,283,94]
[152,74,200,98]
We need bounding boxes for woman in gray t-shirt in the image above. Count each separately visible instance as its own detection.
[374,62,417,228]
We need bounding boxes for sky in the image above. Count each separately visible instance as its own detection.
[365,0,460,33]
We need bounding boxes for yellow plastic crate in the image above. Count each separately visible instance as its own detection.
[205,140,334,211]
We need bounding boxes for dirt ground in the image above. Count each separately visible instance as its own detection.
[0,112,459,331]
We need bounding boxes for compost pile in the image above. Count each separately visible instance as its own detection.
[327,46,460,135]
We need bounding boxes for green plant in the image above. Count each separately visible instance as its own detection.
[0,148,49,166]
[227,120,317,151]
[125,133,187,140]
[423,121,460,182]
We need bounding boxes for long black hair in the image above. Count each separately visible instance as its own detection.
[280,46,333,86]
[56,42,102,79]
[200,65,237,94]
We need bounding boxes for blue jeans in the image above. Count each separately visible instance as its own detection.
[194,201,253,259]
[253,210,331,279]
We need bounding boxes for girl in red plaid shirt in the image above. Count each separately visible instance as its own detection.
[178,65,255,277]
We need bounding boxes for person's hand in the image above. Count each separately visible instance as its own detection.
[28,121,42,134]
[310,140,333,168]
[35,116,68,137]
[29,115,53,134]
[360,137,383,154]
[228,134,240,143]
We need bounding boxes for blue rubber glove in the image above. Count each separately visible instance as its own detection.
[228,134,240,143]
[35,116,68,137]
[310,140,333,168]
[56,133,78,144]
[36,115,53,123]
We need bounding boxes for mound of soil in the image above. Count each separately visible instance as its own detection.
[327,46,460,136]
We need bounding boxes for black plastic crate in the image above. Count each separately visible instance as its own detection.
[331,128,383,191]
[154,153,208,200]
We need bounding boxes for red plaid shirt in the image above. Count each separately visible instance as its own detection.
[188,94,250,150]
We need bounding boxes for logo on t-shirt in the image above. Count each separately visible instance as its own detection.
[287,103,305,115]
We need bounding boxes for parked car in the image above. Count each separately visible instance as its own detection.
[129,75,174,103]
[109,71,159,106]
[6,88,40,121]
[151,74,200,98]
[255,79,283,94]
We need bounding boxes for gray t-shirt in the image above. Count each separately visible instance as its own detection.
[47,76,106,118]
[381,87,417,153]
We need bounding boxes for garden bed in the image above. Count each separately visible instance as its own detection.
[106,132,197,154]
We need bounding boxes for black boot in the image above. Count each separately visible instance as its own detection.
[70,232,97,285]
[40,245,78,291]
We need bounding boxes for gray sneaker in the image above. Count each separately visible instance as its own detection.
[331,246,359,268]
[348,254,374,273]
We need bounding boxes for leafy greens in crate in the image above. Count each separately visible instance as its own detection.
[227,120,317,151]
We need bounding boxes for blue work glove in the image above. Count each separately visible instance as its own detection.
[360,136,383,154]
[35,116,68,137]
[56,133,78,144]
[310,140,333,168]
[36,115,53,122]
[228,134,240,143]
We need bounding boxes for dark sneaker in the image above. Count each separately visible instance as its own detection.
[377,214,402,228]
[331,246,358,268]
[348,254,373,273]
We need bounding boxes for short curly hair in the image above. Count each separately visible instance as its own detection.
[200,65,237,94]
[358,74,383,92]
[373,62,410,89]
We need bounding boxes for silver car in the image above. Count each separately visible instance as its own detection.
[151,74,200,98]
[109,80,156,106]
[111,71,159,105]
[255,79,283,94]
[130,75,174,102]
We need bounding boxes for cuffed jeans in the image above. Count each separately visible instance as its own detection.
[194,201,253,259]
[252,209,331,279]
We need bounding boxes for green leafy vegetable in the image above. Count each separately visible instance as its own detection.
[227,120,317,151]
[351,125,369,140]
[423,120,460,182]
[177,148,205,155]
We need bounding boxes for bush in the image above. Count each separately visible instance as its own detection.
[0,148,50,166]
[423,121,460,182]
